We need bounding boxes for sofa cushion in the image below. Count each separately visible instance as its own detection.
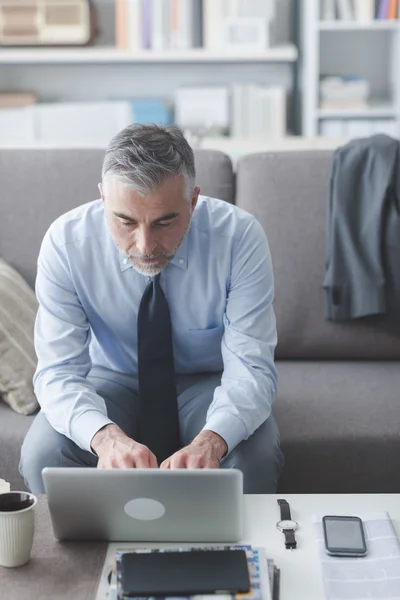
[0,259,39,415]
[274,360,400,493]
[0,149,234,289]
[236,151,400,360]
[0,401,34,490]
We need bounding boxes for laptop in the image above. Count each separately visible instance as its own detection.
[42,467,243,542]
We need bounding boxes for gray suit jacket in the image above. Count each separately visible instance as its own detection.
[324,134,400,322]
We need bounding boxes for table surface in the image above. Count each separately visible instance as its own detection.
[1,494,399,600]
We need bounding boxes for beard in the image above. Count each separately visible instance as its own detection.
[121,215,192,277]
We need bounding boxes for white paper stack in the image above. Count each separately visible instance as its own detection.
[314,512,400,600]
[320,76,370,110]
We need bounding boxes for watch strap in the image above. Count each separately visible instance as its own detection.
[283,529,297,549]
[277,498,292,521]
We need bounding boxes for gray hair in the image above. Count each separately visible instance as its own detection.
[102,123,196,202]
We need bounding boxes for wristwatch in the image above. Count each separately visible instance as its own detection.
[276,499,298,549]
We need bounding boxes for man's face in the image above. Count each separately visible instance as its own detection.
[100,174,199,276]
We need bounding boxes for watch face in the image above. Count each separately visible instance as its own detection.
[276,519,298,531]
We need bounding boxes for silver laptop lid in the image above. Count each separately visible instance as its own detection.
[42,467,243,542]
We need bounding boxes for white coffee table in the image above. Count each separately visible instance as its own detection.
[98,494,400,600]
[243,494,400,600]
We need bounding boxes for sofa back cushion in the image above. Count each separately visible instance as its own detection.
[236,151,400,360]
[0,148,233,289]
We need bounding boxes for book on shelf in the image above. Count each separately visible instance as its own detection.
[353,0,375,21]
[0,92,37,108]
[320,118,399,138]
[320,0,336,20]
[232,83,286,138]
[319,75,370,109]
[387,0,399,18]
[320,99,369,109]
[335,0,354,20]
[376,0,399,19]
[377,0,390,19]
[322,0,399,21]
[0,99,173,145]
[115,0,202,51]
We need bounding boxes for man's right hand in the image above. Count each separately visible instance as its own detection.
[90,424,158,469]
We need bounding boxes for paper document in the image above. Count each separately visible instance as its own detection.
[314,512,400,600]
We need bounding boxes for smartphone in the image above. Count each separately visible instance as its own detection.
[322,515,367,557]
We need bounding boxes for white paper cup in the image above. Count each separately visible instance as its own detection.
[0,492,37,568]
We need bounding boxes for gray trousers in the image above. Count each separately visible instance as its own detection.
[20,369,284,494]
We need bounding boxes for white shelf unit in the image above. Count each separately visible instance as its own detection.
[0,45,298,64]
[301,0,400,138]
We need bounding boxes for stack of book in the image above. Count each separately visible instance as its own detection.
[320,0,400,21]
[115,0,203,51]
[0,96,172,145]
[99,545,280,600]
[319,75,370,110]
[232,84,286,138]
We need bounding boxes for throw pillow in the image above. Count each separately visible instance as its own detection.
[0,259,39,415]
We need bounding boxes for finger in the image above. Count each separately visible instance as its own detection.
[132,446,156,468]
[186,456,205,469]
[160,458,170,469]
[149,453,158,469]
[169,453,187,469]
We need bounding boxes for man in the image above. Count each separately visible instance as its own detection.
[20,123,283,494]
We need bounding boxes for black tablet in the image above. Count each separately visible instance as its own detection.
[120,548,251,597]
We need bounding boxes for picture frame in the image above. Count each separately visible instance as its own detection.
[222,16,269,51]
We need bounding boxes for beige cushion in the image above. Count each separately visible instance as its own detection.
[0,259,39,415]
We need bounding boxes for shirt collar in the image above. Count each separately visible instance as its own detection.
[119,233,189,273]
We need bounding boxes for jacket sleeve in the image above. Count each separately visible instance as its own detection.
[323,135,398,320]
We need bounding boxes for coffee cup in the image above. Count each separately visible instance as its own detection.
[0,491,37,568]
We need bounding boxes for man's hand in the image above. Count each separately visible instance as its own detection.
[160,430,228,469]
[91,424,158,469]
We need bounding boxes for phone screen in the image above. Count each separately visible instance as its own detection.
[323,516,367,556]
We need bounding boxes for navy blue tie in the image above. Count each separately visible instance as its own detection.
[137,273,180,464]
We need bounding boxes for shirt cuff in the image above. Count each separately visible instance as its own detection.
[202,412,248,455]
[70,410,114,454]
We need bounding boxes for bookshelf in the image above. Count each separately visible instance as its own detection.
[301,0,400,138]
[0,0,299,145]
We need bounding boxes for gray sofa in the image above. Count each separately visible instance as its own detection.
[1,148,399,493]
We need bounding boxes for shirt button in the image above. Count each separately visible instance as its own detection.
[179,258,184,265]
[123,258,128,264]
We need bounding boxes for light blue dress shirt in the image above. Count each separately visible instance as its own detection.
[34,195,278,455]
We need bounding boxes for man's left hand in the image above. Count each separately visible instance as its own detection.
[160,430,228,469]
